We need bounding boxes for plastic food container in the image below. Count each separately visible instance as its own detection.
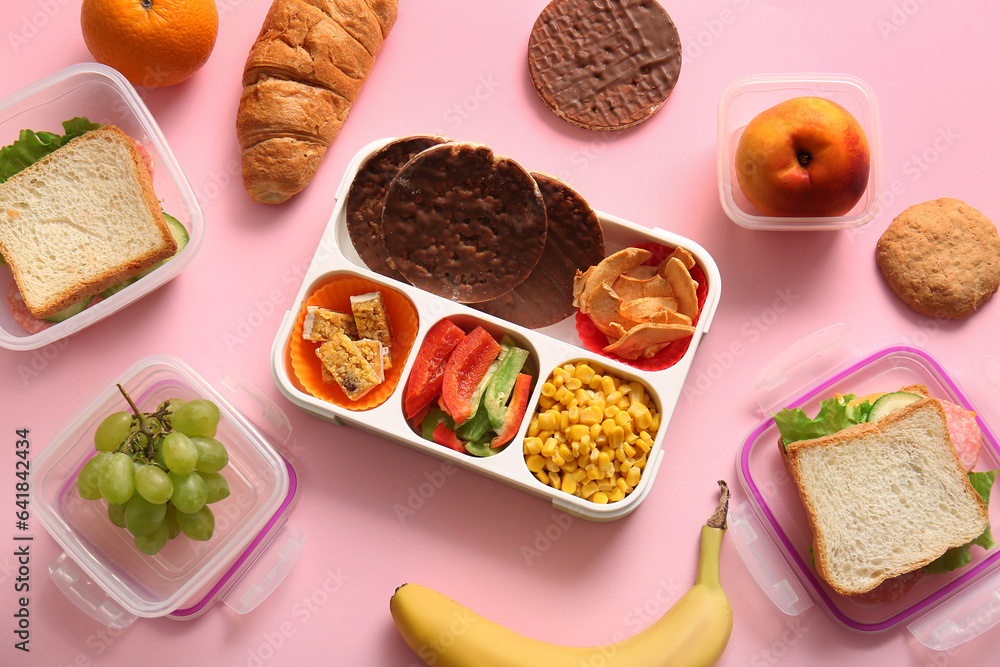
[731,324,1000,650]
[31,355,302,628]
[0,63,204,350]
[271,137,722,521]
[717,73,882,231]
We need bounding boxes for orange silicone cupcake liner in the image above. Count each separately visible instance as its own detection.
[288,274,418,411]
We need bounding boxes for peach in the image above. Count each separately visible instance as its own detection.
[734,97,870,217]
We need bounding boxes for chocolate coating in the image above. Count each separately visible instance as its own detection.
[475,172,605,328]
[528,0,682,130]
[381,143,547,303]
[346,136,450,281]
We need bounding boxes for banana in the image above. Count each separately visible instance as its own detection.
[390,481,733,667]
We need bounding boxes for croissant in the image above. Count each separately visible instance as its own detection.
[237,0,398,204]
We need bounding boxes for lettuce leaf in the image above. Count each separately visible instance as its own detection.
[0,117,101,183]
[925,470,999,574]
[772,394,871,447]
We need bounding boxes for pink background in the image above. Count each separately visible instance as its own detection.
[2,0,1000,665]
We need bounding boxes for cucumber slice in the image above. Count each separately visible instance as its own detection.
[44,296,93,323]
[100,212,189,299]
[867,391,923,422]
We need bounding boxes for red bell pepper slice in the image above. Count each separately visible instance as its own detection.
[432,422,466,453]
[404,319,466,419]
[490,373,533,448]
[441,326,502,424]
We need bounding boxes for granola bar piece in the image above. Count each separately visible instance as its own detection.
[303,306,358,342]
[350,291,393,368]
[315,333,382,401]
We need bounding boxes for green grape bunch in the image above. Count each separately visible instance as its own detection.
[76,384,232,556]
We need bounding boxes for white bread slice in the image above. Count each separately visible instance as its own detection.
[786,398,989,596]
[0,125,176,319]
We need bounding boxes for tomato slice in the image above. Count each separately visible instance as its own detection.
[441,326,502,424]
[490,373,533,448]
[404,319,466,419]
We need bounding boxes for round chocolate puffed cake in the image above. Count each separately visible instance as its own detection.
[380,142,547,304]
[474,172,605,329]
[876,198,1000,319]
[527,0,682,131]
[345,135,451,281]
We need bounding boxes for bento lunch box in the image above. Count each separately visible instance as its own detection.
[270,137,723,521]
[731,323,1000,650]
[0,63,204,351]
[31,355,303,628]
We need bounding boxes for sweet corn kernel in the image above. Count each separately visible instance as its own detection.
[574,364,595,383]
[616,478,631,494]
[606,390,623,405]
[541,382,557,397]
[568,424,589,442]
[535,471,549,485]
[588,423,603,441]
[609,487,626,502]
[629,402,653,430]
[614,411,630,427]
[625,466,641,487]
[561,475,578,495]
[591,492,609,504]
[615,447,627,463]
[541,438,558,458]
[525,437,544,455]
[608,426,624,449]
[578,405,603,425]
[526,454,546,473]
[557,444,574,462]
[581,480,599,498]
[623,442,637,458]
[604,404,620,419]
[565,377,583,391]
[554,386,573,405]
[601,376,617,395]
[536,411,557,432]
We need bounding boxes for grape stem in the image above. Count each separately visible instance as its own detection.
[115,383,171,464]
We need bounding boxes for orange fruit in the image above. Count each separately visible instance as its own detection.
[81,0,219,88]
